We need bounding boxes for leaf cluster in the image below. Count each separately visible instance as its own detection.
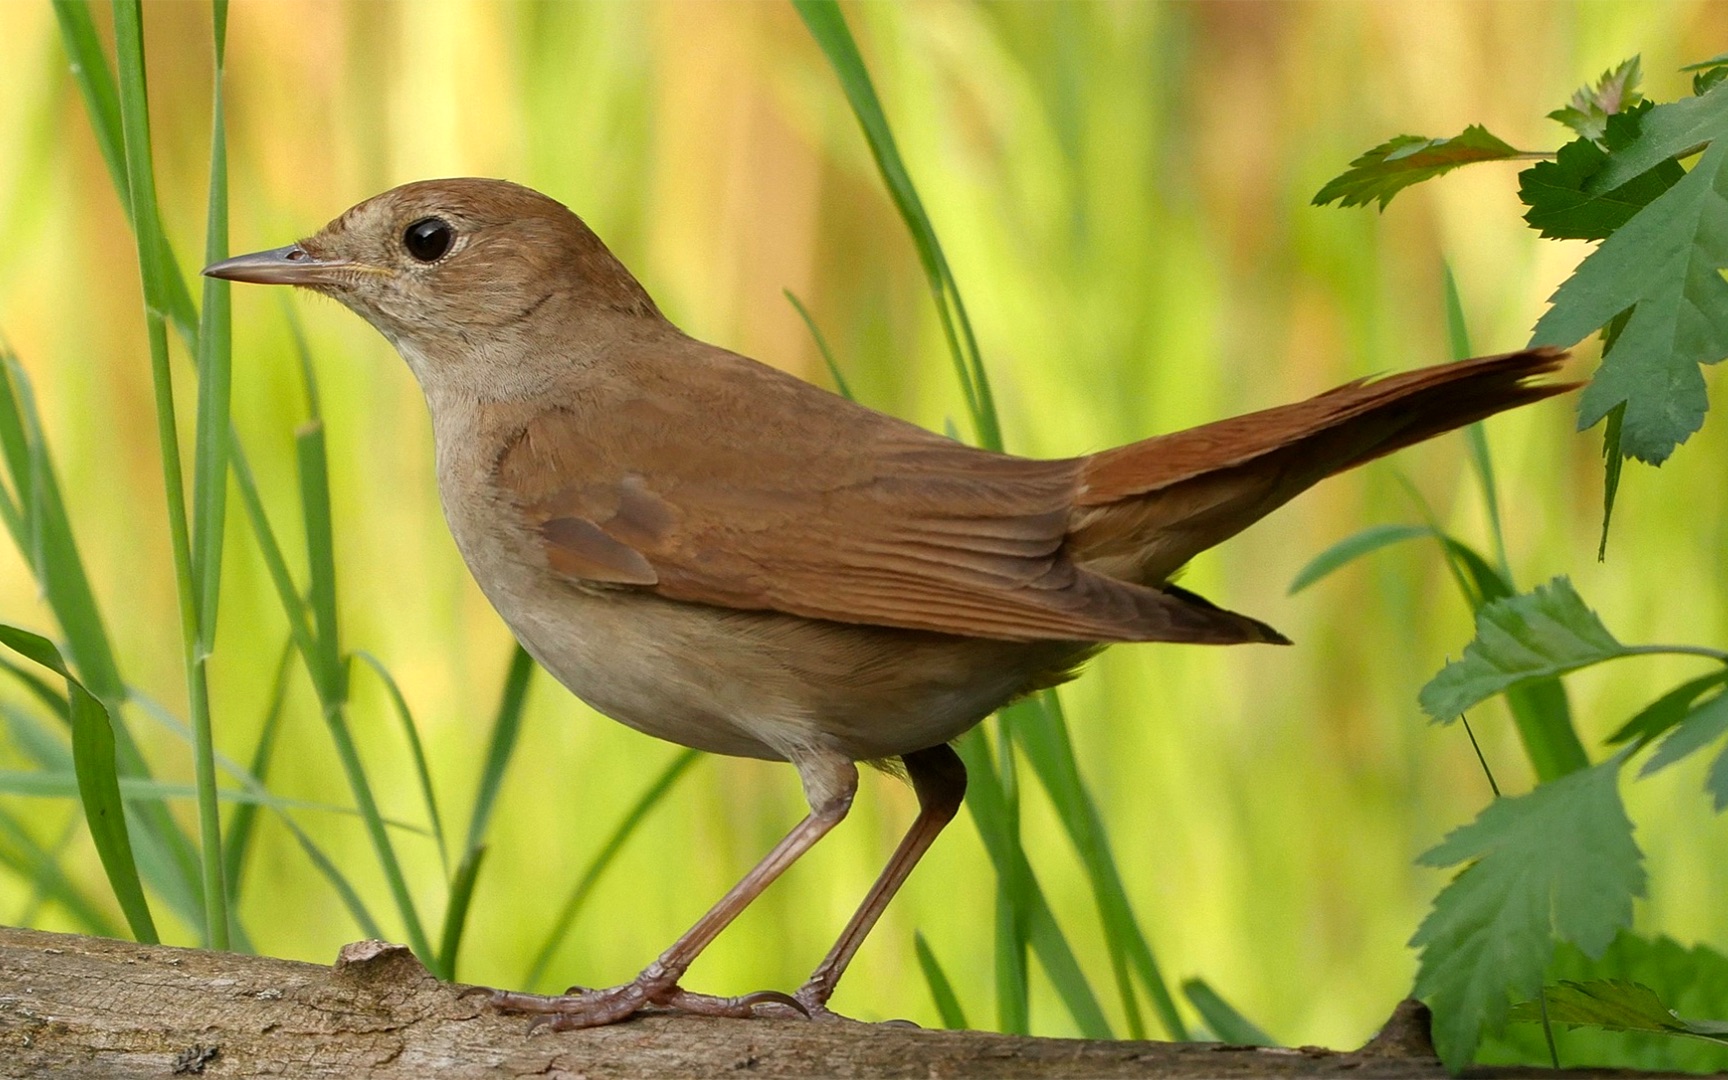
[1318,55,1728,545]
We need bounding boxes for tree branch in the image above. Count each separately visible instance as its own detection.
[0,925,1630,1077]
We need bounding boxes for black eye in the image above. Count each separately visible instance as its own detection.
[403,217,454,262]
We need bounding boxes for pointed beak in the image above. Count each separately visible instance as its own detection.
[202,244,353,286]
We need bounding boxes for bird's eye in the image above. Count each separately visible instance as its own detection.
[403,217,454,262]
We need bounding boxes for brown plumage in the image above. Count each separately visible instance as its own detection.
[205,177,1574,1029]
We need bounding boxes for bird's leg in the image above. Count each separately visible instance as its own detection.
[493,754,858,1030]
[795,743,967,1018]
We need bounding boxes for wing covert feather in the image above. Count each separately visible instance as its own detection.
[491,353,1278,646]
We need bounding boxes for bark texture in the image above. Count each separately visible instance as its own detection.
[0,925,1632,1078]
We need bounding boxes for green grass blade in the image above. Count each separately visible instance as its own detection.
[0,769,426,827]
[51,0,198,344]
[112,0,227,949]
[913,930,970,1030]
[221,640,293,903]
[354,651,448,875]
[992,877,1030,1034]
[1442,264,1509,581]
[192,0,233,642]
[229,448,318,661]
[0,805,120,937]
[277,812,385,941]
[296,424,343,702]
[1181,977,1277,1046]
[50,1,127,206]
[0,354,125,706]
[0,701,73,773]
[0,654,72,722]
[293,422,431,961]
[434,844,486,981]
[1012,691,1188,1040]
[523,747,700,988]
[956,730,1112,1038]
[984,723,1030,1035]
[461,645,535,857]
[1398,486,1591,780]
[794,0,1001,451]
[784,289,854,401]
[1287,523,1435,595]
[0,624,155,941]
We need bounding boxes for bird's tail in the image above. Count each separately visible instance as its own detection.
[1067,347,1575,585]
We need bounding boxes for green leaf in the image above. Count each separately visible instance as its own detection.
[1587,79,1728,193]
[1482,932,1728,1071]
[1639,691,1728,780]
[1684,53,1728,96]
[1182,978,1276,1046]
[1709,744,1728,812]
[1312,126,1525,210]
[1597,402,1625,560]
[1519,111,1684,241]
[1548,57,1644,143]
[1511,980,1728,1044]
[1420,577,1623,720]
[1607,669,1728,747]
[913,931,970,1030]
[1531,137,1728,464]
[0,624,155,942]
[1412,760,1645,1066]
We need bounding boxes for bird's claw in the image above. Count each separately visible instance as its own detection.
[492,981,816,1030]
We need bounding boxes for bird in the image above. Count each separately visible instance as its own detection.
[204,177,1572,1030]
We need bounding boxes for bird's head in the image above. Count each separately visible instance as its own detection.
[204,178,661,396]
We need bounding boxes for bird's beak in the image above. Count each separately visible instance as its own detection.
[202,244,354,286]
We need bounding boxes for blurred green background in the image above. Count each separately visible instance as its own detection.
[1,0,1725,1050]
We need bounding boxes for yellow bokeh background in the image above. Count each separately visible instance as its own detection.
[0,0,1724,1049]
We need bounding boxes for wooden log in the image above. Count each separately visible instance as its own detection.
[0,925,1624,1078]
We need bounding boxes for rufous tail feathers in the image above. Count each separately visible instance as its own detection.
[1068,348,1575,585]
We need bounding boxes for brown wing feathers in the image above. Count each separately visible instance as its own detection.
[506,346,1570,647]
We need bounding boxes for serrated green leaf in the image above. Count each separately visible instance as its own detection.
[1520,110,1683,241]
[1548,57,1644,143]
[1511,980,1728,1044]
[1313,125,1525,210]
[1706,745,1728,812]
[1413,760,1645,1066]
[1531,138,1728,463]
[1420,577,1623,720]
[1588,79,1728,193]
[1607,669,1728,747]
[1482,932,1728,1071]
[1639,691,1728,779]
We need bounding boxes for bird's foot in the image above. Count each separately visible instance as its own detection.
[492,979,810,1031]
[791,984,920,1028]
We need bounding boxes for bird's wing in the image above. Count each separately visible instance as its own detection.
[491,358,1279,645]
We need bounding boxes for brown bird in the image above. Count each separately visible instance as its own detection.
[205,178,1571,1029]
